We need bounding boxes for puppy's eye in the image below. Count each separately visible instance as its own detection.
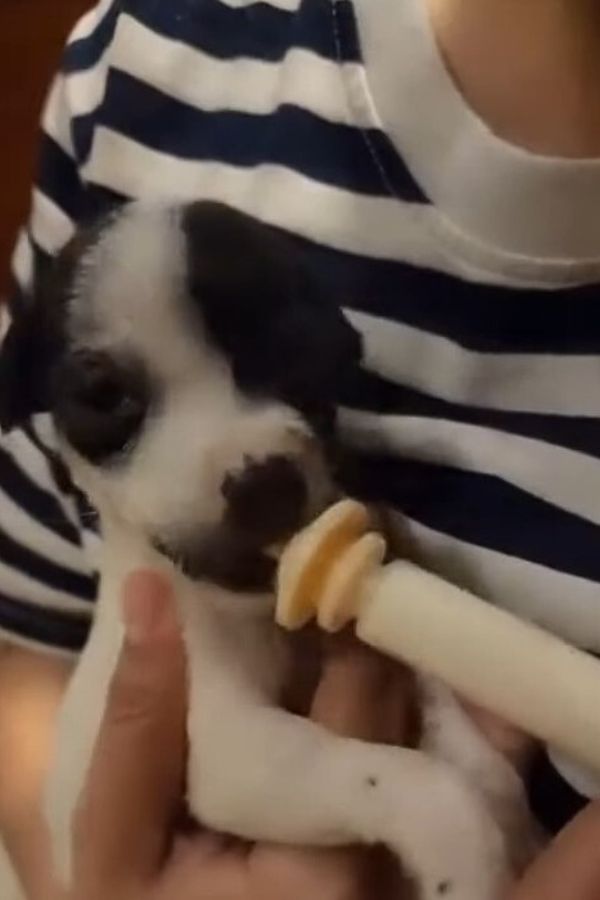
[53,352,149,464]
[72,359,131,414]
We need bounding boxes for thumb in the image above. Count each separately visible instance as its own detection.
[74,571,187,886]
[509,802,600,900]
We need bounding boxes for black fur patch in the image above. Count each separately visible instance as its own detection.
[181,201,362,434]
[154,529,277,593]
[222,455,307,545]
[0,213,114,432]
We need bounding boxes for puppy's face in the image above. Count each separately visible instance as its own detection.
[1,202,361,592]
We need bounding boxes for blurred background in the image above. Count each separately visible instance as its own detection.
[0,0,90,296]
[0,4,89,896]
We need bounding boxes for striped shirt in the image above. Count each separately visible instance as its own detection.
[3,0,600,829]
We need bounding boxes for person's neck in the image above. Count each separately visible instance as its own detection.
[427,0,600,157]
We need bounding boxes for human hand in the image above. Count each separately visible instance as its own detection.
[63,568,600,900]
[64,571,412,900]
[465,706,600,899]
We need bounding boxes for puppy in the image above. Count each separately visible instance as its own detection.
[0,201,532,899]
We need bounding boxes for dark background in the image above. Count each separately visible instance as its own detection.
[0,0,91,296]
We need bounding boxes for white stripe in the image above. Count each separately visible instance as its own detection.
[42,77,75,157]
[218,0,300,9]
[0,483,90,576]
[83,130,492,276]
[85,129,600,288]
[349,309,600,417]
[81,527,103,571]
[30,414,61,453]
[0,307,10,344]
[340,410,600,529]
[548,751,600,799]
[392,512,600,650]
[111,16,365,127]
[0,558,92,614]
[68,0,114,44]
[66,63,109,121]
[10,231,34,292]
[30,189,75,255]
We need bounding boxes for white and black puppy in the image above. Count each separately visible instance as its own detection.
[0,201,532,899]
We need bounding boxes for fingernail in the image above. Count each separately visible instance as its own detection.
[122,571,179,645]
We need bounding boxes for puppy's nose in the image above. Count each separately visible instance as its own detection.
[222,455,307,544]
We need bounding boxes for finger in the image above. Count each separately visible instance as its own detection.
[310,634,416,745]
[251,843,411,900]
[509,802,600,900]
[250,844,364,900]
[160,834,248,900]
[74,571,186,885]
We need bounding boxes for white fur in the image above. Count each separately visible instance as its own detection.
[44,203,533,899]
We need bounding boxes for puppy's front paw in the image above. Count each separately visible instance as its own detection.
[382,767,510,900]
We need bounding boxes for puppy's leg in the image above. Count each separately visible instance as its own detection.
[419,676,539,871]
[183,606,510,900]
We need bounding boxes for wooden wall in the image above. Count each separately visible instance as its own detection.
[0,0,91,295]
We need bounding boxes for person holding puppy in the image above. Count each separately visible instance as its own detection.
[3,0,600,895]
[16,571,600,900]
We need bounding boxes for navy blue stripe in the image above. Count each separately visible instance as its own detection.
[99,70,398,197]
[72,112,98,164]
[344,370,600,460]
[284,237,600,355]
[29,234,53,272]
[293,240,600,354]
[0,524,96,601]
[37,134,83,224]
[0,446,81,546]
[333,0,360,60]
[343,452,600,583]
[0,589,91,651]
[63,0,120,74]
[125,0,356,63]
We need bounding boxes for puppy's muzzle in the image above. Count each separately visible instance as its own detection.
[154,455,309,593]
[222,455,307,546]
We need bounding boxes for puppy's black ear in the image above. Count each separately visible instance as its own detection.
[265,257,363,410]
[0,295,56,431]
[0,209,118,433]
[295,271,363,388]
[182,200,363,408]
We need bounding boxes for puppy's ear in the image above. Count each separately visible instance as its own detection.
[0,234,84,433]
[275,262,364,402]
[0,209,119,433]
[183,200,363,391]
[0,294,56,431]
